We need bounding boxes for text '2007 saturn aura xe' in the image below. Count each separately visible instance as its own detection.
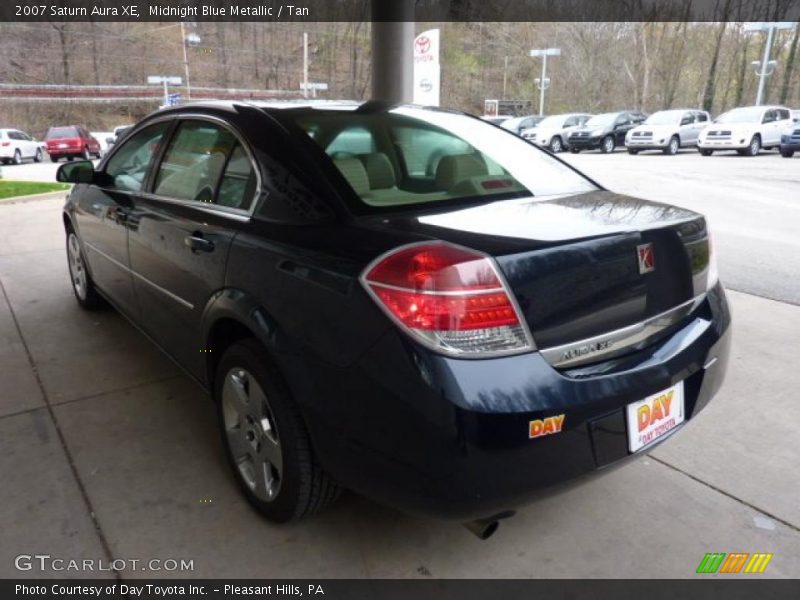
[59,101,730,539]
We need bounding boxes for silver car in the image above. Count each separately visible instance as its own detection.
[626,109,710,155]
[521,113,592,153]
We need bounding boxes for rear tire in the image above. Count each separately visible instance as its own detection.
[781,149,795,158]
[216,339,341,522]
[50,155,60,162]
[12,150,22,165]
[82,147,91,160]
[66,230,106,310]
[600,135,615,154]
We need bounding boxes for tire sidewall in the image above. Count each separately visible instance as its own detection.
[601,135,614,153]
[215,340,309,522]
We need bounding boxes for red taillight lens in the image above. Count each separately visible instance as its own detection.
[0,142,10,147]
[362,242,534,356]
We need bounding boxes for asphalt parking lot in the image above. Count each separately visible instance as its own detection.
[1,151,799,578]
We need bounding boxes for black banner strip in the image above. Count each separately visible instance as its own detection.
[2,0,800,22]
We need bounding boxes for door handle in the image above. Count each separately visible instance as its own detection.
[184,234,215,253]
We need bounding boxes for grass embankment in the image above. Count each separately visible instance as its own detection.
[0,181,70,201]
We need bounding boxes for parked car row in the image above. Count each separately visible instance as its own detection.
[0,123,134,166]
[507,105,799,158]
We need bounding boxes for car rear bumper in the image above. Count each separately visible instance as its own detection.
[296,283,732,520]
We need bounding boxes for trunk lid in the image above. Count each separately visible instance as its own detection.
[358,191,710,360]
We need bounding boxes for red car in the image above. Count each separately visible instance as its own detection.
[45,126,102,162]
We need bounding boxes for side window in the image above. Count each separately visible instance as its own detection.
[762,110,775,124]
[7,131,21,141]
[696,112,708,123]
[20,131,32,141]
[216,144,257,210]
[777,109,790,121]
[154,120,237,203]
[325,127,376,157]
[615,113,630,126]
[680,113,694,126]
[564,116,578,127]
[104,122,169,192]
[394,125,472,177]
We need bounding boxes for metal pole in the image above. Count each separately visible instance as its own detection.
[162,79,169,106]
[503,56,508,98]
[303,32,309,99]
[181,22,192,99]
[539,54,547,116]
[370,0,414,102]
[755,25,775,106]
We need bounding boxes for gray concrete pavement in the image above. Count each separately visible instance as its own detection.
[562,150,800,306]
[0,176,799,578]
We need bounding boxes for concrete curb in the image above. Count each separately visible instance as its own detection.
[0,190,70,205]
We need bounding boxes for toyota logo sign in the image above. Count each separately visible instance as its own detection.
[415,36,431,55]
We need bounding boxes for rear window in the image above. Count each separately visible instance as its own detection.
[296,107,596,211]
[46,127,79,139]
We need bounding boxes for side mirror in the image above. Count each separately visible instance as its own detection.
[56,160,96,184]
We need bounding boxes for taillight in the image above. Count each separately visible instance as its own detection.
[361,242,535,357]
[0,142,9,147]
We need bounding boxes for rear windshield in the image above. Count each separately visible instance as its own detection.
[46,127,79,139]
[296,107,596,210]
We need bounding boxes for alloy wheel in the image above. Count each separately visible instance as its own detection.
[222,367,283,503]
[603,136,614,153]
[67,233,87,301]
[669,137,679,155]
[13,150,21,165]
[550,137,563,153]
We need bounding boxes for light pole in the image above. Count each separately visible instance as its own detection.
[181,24,200,100]
[529,48,560,116]
[744,22,795,105]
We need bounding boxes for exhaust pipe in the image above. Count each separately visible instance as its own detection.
[463,510,515,540]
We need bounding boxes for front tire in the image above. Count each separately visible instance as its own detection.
[216,339,341,522]
[699,149,713,156]
[50,155,60,162]
[600,135,615,154]
[781,149,795,158]
[34,148,43,162]
[549,136,563,153]
[627,148,639,155]
[744,135,761,157]
[664,136,680,155]
[66,230,105,310]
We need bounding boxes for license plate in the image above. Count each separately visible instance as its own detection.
[626,381,684,452]
[58,143,68,148]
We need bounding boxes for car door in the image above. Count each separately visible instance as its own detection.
[73,121,171,319]
[614,113,633,145]
[691,112,709,144]
[761,110,778,145]
[19,131,38,157]
[678,112,696,145]
[774,108,792,143]
[127,117,259,378]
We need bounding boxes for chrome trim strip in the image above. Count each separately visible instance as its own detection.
[365,281,506,297]
[84,241,194,310]
[540,294,705,369]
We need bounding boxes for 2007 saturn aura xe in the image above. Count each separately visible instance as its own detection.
[59,101,730,538]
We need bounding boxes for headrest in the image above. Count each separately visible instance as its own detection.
[434,154,487,191]
[358,153,397,189]
[333,157,370,195]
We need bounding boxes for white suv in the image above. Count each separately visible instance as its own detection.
[521,113,592,153]
[625,109,710,155]
[0,129,46,165]
[697,106,792,156]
